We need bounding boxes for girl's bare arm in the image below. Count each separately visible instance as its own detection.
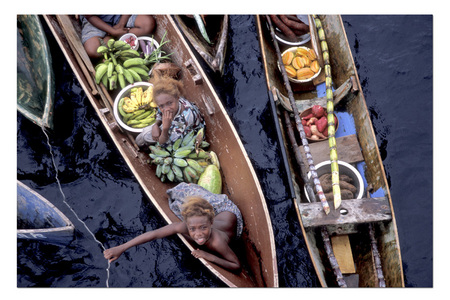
[104,222,187,262]
[192,238,241,271]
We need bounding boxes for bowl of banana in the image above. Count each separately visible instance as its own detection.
[279,46,321,83]
[113,82,159,133]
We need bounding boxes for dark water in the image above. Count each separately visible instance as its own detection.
[17,15,432,288]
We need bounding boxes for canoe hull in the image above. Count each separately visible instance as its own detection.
[44,14,277,287]
[173,15,228,74]
[17,181,74,245]
[257,14,403,287]
[17,15,54,129]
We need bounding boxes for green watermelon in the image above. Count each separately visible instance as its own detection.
[197,165,222,194]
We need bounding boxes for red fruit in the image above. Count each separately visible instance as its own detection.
[304,125,312,137]
[302,113,314,120]
[316,116,327,133]
[311,105,324,118]
[302,119,307,126]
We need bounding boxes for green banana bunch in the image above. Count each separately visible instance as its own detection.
[94,38,151,90]
[148,129,216,183]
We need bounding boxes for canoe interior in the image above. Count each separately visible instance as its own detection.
[43,14,277,287]
[173,15,228,73]
[17,15,54,129]
[257,15,403,287]
[17,181,74,245]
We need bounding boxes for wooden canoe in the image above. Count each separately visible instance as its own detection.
[17,181,74,245]
[257,15,404,287]
[173,15,228,74]
[17,15,54,129]
[43,14,278,287]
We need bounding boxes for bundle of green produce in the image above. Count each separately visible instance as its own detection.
[138,32,172,70]
[94,33,172,90]
[117,86,158,129]
[148,129,221,188]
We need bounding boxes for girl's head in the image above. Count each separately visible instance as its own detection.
[150,74,184,114]
[181,196,215,245]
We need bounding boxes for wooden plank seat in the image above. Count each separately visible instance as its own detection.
[299,197,392,229]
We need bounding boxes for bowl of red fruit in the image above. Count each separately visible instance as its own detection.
[119,33,139,50]
[300,105,339,142]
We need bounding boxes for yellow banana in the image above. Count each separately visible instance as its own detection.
[130,93,139,107]
[136,87,143,106]
[143,86,153,105]
[209,151,220,170]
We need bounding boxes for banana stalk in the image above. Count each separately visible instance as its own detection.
[266,15,330,214]
[313,15,342,209]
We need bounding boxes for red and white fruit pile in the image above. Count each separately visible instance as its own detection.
[124,35,136,47]
[301,105,337,141]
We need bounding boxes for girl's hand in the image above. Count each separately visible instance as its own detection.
[161,110,173,131]
[152,124,161,142]
[104,246,124,263]
[191,249,209,260]
[110,27,128,37]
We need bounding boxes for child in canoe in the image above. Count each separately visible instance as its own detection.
[81,15,156,58]
[135,74,205,148]
[103,183,243,271]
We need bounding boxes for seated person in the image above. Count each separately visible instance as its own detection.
[135,74,205,148]
[104,183,243,271]
[80,15,156,58]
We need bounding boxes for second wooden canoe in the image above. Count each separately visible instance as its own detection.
[257,14,404,287]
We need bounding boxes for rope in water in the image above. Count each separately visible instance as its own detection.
[41,125,111,287]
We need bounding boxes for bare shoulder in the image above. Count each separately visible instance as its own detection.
[208,229,230,250]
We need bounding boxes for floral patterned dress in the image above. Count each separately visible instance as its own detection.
[156,97,205,147]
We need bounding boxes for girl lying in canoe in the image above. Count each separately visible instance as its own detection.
[103,183,243,271]
[135,74,205,148]
[80,15,156,59]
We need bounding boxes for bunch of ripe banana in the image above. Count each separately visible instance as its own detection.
[148,128,220,183]
[118,86,158,128]
[94,39,151,90]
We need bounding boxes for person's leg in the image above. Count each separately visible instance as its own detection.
[82,17,111,59]
[135,124,157,148]
[129,15,156,36]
